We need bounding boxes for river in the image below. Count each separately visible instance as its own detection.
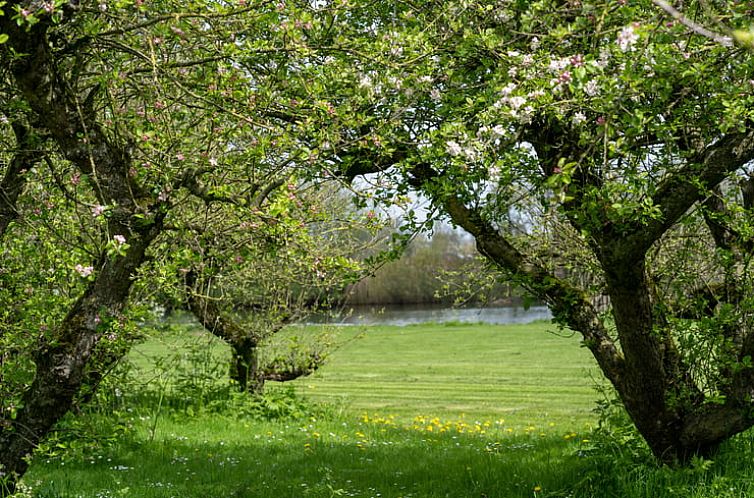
[305,304,552,326]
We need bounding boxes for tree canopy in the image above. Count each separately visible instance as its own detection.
[3,0,754,492]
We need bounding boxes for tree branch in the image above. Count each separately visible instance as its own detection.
[616,130,754,262]
[0,121,43,238]
[406,162,625,387]
[652,0,734,47]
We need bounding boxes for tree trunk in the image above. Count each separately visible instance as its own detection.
[230,340,264,394]
[0,228,160,495]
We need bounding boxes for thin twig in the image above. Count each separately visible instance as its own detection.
[652,0,733,47]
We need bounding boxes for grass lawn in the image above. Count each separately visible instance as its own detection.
[17,320,754,498]
[288,321,600,429]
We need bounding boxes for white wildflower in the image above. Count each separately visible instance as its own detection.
[359,74,374,89]
[501,82,517,96]
[548,57,569,73]
[519,106,535,124]
[491,124,506,138]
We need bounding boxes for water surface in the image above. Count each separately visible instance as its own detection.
[306,304,552,326]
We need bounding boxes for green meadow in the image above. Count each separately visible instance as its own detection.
[18,321,754,498]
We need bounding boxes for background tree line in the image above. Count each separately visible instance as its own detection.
[345,225,518,306]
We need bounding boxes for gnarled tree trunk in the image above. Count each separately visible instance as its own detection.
[185,270,322,394]
[0,4,166,493]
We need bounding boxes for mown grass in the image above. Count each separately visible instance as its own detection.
[16,320,754,497]
[288,321,599,428]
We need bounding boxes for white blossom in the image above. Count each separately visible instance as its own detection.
[488,165,501,181]
[359,74,374,89]
[617,25,639,52]
[584,79,600,97]
[500,82,517,96]
[528,89,546,99]
[508,96,527,110]
[462,146,478,161]
[572,112,587,125]
[519,106,535,124]
[387,76,402,89]
[491,124,506,137]
[548,57,569,73]
[446,140,463,156]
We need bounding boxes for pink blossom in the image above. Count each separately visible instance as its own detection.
[75,264,94,277]
[596,116,606,126]
[176,153,185,161]
[92,205,106,216]
[570,54,585,67]
[113,234,126,245]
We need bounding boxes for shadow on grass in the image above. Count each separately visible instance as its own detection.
[24,416,754,498]
[27,421,595,498]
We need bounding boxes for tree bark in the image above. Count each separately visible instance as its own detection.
[230,339,264,393]
[0,224,161,495]
[0,5,165,493]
